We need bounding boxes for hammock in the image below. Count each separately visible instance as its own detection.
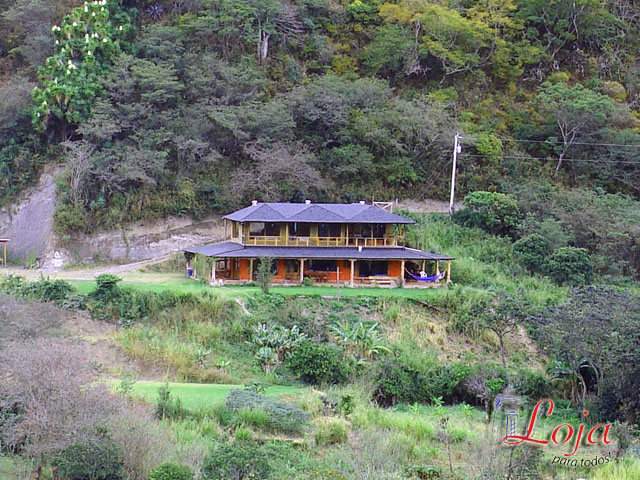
[405,269,446,283]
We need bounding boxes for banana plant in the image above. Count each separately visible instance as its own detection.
[330,320,391,363]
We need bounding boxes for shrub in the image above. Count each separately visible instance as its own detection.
[92,274,122,303]
[339,394,355,416]
[514,370,553,400]
[249,323,306,372]
[373,358,470,407]
[155,383,185,420]
[545,247,592,285]
[314,418,348,446]
[405,465,442,479]
[454,191,522,238]
[201,440,298,480]
[23,278,74,303]
[512,234,551,273]
[201,440,271,480]
[224,389,310,434]
[0,275,82,309]
[287,341,350,385]
[373,360,422,407]
[148,463,194,480]
[255,257,275,294]
[52,437,124,480]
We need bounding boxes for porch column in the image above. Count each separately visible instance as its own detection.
[299,259,305,284]
[400,259,405,283]
[421,260,425,273]
[210,258,216,285]
[350,259,355,287]
[249,258,254,281]
[446,260,452,283]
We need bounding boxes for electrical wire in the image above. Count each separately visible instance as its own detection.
[464,135,640,149]
[459,153,640,165]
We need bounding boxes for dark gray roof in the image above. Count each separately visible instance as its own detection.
[223,202,415,224]
[185,242,453,261]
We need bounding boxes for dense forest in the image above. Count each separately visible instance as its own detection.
[1,0,640,237]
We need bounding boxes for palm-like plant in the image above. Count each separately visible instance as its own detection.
[330,320,391,363]
[250,323,306,371]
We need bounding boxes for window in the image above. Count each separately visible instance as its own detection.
[318,223,342,237]
[285,260,299,273]
[265,223,280,236]
[358,260,388,276]
[290,223,310,236]
[252,259,278,274]
[250,222,265,235]
[373,224,385,237]
[310,260,337,271]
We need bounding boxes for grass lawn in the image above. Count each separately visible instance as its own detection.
[120,380,305,410]
[69,271,449,300]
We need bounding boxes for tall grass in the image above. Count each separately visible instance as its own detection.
[405,213,567,306]
[591,458,640,480]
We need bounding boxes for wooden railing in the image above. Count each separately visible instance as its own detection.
[244,236,404,247]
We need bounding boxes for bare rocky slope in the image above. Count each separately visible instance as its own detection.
[0,169,458,269]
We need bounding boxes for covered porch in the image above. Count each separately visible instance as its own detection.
[184,252,452,288]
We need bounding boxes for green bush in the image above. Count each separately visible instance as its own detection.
[287,341,351,385]
[545,247,592,285]
[224,389,310,434]
[149,463,194,480]
[405,464,442,480]
[155,383,185,420]
[92,274,122,303]
[52,438,124,480]
[512,234,551,273]
[201,441,271,480]
[454,191,522,238]
[514,370,553,400]
[255,257,275,294]
[201,440,300,480]
[0,275,83,309]
[373,358,470,407]
[22,278,74,303]
[53,203,91,238]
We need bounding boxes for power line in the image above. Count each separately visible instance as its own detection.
[481,136,640,148]
[459,153,640,165]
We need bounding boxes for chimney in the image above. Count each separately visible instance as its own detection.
[305,199,311,204]
[251,200,258,206]
[359,200,366,205]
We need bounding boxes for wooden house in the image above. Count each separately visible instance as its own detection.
[184,201,454,287]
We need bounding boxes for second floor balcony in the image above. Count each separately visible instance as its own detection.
[244,235,404,247]
[226,220,407,248]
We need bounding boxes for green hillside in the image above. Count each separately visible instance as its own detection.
[2,0,640,237]
[2,0,640,479]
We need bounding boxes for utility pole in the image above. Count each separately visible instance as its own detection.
[449,132,461,217]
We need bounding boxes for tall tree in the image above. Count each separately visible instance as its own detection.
[532,82,619,174]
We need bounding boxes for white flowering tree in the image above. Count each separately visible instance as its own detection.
[31,0,131,141]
